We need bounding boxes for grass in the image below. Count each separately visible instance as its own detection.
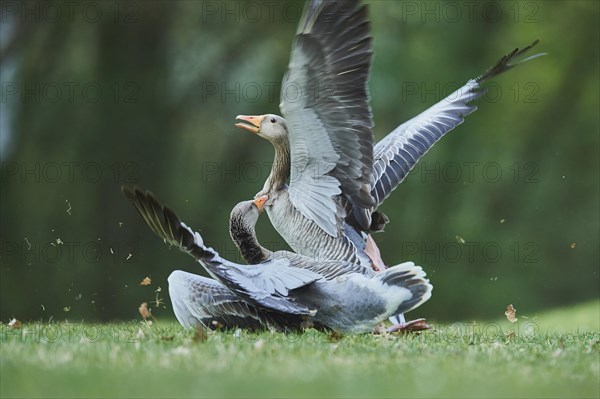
[1,301,599,399]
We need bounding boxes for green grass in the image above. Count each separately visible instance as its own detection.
[2,301,599,399]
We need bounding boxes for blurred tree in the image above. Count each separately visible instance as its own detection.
[1,1,598,322]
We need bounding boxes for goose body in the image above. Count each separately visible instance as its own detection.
[266,188,368,266]
[235,0,543,270]
[168,270,304,331]
[123,187,432,332]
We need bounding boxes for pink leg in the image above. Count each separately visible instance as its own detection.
[386,318,432,333]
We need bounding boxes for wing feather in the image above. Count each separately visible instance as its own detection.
[282,0,376,236]
[368,41,544,214]
[122,186,321,315]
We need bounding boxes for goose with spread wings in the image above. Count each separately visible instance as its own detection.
[235,0,543,270]
[123,186,432,332]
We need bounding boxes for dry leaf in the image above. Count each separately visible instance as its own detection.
[505,304,518,323]
[139,302,151,320]
[140,277,151,286]
[8,318,21,329]
[570,242,576,249]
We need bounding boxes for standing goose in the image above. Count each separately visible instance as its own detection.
[235,0,543,267]
[123,187,432,333]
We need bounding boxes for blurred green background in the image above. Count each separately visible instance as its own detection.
[1,0,598,323]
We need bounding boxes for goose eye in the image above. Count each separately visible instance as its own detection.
[270,117,276,123]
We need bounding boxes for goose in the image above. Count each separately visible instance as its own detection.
[235,0,543,270]
[123,186,432,333]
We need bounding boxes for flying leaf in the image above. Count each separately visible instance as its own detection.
[139,302,151,320]
[505,304,517,323]
[140,277,151,286]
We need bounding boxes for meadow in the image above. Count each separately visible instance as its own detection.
[2,301,598,398]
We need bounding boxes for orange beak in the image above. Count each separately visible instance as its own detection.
[253,195,269,212]
[235,115,266,134]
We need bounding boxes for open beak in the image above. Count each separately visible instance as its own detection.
[253,195,269,212]
[235,115,265,134]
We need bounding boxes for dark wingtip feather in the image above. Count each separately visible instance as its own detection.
[476,39,545,83]
[121,185,209,259]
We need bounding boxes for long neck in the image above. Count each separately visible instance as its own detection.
[230,216,271,264]
[262,139,291,193]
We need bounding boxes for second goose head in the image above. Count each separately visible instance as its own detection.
[229,195,270,264]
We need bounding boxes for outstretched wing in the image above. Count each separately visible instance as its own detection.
[282,0,376,236]
[168,271,304,331]
[122,186,321,315]
[370,40,544,210]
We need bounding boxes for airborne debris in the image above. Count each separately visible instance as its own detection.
[126,253,132,261]
[8,318,21,329]
[455,235,466,244]
[140,277,152,286]
[500,219,505,223]
[24,238,31,251]
[63,306,71,312]
[153,286,165,308]
[65,200,72,215]
[505,304,518,323]
[139,302,151,320]
[570,242,576,249]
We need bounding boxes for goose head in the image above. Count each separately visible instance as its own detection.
[229,195,268,233]
[229,195,270,264]
[235,114,288,145]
